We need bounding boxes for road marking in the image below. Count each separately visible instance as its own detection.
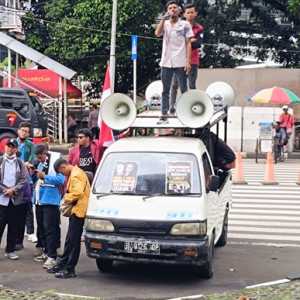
[229,226,300,234]
[229,241,300,248]
[228,233,300,242]
[168,295,204,300]
[232,193,300,199]
[229,220,300,227]
[229,214,300,221]
[230,160,300,247]
[55,292,98,299]
[246,279,290,289]
[232,199,300,204]
[230,208,300,215]
[232,204,300,209]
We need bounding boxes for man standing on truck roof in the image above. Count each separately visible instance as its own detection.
[155,0,193,124]
[170,3,204,114]
[15,122,37,250]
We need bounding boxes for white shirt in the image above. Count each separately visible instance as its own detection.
[159,19,194,68]
[0,159,17,206]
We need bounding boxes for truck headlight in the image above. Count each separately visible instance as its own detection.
[33,128,43,137]
[170,221,207,236]
[85,219,115,232]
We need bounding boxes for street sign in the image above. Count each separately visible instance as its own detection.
[131,35,138,61]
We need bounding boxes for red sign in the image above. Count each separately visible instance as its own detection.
[4,69,82,98]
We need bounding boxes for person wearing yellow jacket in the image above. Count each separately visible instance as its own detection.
[48,159,90,279]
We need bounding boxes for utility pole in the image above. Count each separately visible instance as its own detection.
[110,0,117,93]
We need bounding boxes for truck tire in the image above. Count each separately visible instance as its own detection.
[0,132,17,154]
[216,210,228,247]
[194,233,214,279]
[96,258,114,273]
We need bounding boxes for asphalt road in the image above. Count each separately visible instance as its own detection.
[1,229,300,300]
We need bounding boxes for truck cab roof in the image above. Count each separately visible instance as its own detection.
[105,136,207,156]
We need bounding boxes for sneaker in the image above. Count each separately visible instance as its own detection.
[157,116,169,125]
[43,257,57,270]
[5,252,19,260]
[34,247,44,257]
[169,107,176,115]
[47,264,64,274]
[55,269,77,279]
[27,234,38,243]
[34,253,47,262]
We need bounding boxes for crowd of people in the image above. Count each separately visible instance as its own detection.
[0,122,101,279]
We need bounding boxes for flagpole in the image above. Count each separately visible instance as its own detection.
[110,0,117,93]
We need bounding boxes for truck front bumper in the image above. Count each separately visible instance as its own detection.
[85,232,209,266]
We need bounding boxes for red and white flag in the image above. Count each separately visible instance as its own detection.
[98,66,114,147]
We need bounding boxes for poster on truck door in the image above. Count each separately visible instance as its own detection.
[166,162,192,194]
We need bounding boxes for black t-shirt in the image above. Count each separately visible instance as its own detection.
[79,145,96,174]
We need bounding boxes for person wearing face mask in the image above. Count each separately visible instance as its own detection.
[0,139,28,260]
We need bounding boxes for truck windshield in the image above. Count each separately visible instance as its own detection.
[93,152,201,196]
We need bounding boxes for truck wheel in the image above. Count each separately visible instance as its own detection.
[194,233,214,279]
[0,133,16,154]
[216,210,228,247]
[96,258,114,273]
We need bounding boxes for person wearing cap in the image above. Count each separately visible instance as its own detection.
[0,139,28,260]
[279,106,295,146]
[68,128,103,182]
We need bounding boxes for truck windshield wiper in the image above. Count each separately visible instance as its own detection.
[142,193,202,201]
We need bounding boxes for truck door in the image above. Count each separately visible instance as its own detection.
[202,152,220,240]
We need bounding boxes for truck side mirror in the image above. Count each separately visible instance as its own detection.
[208,175,219,192]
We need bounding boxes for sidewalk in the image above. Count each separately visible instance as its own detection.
[1,280,300,300]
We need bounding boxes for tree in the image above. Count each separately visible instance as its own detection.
[289,0,300,14]
[22,0,162,94]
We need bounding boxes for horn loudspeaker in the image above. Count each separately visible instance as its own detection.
[206,81,235,107]
[100,93,137,130]
[176,90,214,128]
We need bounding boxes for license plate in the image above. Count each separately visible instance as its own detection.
[124,239,160,255]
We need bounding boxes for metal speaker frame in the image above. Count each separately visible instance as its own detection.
[100,93,137,131]
[206,81,235,108]
[176,90,214,128]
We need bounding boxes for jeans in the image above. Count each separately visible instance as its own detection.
[15,202,34,245]
[43,205,60,259]
[58,215,84,272]
[161,67,187,115]
[0,202,27,253]
[170,64,198,111]
[279,127,288,145]
[36,205,46,249]
[36,205,60,257]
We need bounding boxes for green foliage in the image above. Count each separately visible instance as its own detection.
[23,0,161,93]
[22,0,300,94]
[289,0,300,14]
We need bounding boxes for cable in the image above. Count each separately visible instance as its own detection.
[2,7,300,54]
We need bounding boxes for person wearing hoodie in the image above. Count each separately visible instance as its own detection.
[31,144,65,270]
[0,139,27,260]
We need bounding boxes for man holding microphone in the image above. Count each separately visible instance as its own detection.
[155,0,193,124]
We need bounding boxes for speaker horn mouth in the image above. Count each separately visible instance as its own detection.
[192,103,205,115]
[115,104,129,116]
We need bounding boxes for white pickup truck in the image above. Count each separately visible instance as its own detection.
[84,135,232,278]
